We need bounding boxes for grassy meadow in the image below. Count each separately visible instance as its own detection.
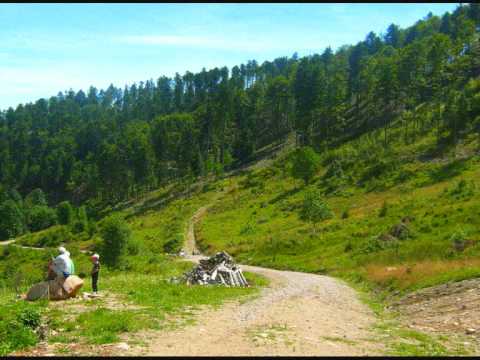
[196,125,480,298]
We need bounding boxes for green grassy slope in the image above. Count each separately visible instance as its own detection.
[197,125,480,297]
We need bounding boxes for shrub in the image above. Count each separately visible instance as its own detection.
[27,206,57,232]
[449,179,476,199]
[291,146,320,185]
[72,221,85,234]
[240,221,256,235]
[0,188,22,204]
[72,206,88,234]
[83,199,100,221]
[100,215,131,267]
[0,200,25,240]
[87,221,97,238]
[38,227,72,248]
[56,201,74,225]
[17,308,41,329]
[241,172,261,189]
[450,229,470,252]
[127,238,142,256]
[251,181,265,195]
[301,189,333,224]
[202,183,213,193]
[359,236,384,254]
[163,233,183,254]
[0,303,42,356]
[379,201,388,217]
[360,155,399,185]
[24,189,48,208]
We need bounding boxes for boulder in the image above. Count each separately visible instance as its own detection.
[25,275,84,301]
[63,275,84,297]
[26,281,50,301]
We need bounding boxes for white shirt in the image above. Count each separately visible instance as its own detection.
[54,253,70,273]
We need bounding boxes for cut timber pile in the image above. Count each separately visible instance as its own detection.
[183,252,249,287]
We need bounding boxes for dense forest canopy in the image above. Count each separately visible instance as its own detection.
[0,3,479,217]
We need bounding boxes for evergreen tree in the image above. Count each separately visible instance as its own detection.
[0,200,25,240]
[27,205,57,232]
[100,215,131,267]
[57,201,74,225]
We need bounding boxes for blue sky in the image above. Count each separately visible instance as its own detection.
[0,3,459,110]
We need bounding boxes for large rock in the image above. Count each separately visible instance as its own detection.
[26,275,84,301]
[63,275,84,297]
[26,281,50,301]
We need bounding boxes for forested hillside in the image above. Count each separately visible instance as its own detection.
[0,3,479,242]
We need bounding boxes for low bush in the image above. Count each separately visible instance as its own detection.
[38,227,72,248]
[240,218,257,235]
[379,201,389,217]
[0,301,43,356]
[448,179,476,199]
[27,206,57,232]
[300,189,333,223]
[163,233,183,254]
[127,238,142,256]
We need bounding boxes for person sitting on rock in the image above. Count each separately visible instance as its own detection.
[53,246,72,279]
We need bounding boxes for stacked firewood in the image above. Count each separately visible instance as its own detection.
[183,252,249,287]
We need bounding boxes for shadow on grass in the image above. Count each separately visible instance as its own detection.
[268,186,302,205]
[123,177,217,220]
[125,187,190,220]
[425,158,471,186]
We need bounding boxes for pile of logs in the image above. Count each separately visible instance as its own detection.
[183,252,249,287]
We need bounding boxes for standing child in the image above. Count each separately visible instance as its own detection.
[91,254,100,295]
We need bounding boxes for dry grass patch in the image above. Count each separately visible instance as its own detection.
[366,258,480,290]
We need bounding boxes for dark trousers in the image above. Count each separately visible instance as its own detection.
[92,272,99,292]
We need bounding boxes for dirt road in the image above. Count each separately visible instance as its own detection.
[141,257,382,356]
[0,239,16,246]
[138,205,383,356]
[183,207,206,256]
[0,239,45,251]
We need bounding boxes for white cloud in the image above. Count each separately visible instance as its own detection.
[120,35,213,46]
[116,34,296,53]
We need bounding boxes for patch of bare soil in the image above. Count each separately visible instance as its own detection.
[49,290,146,315]
[392,278,480,354]
[11,291,147,357]
[13,339,146,357]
